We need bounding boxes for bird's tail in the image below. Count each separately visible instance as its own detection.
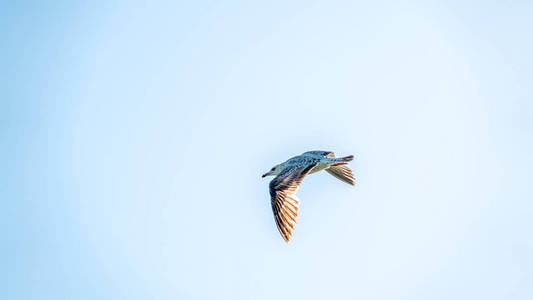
[331,155,354,166]
[340,155,354,162]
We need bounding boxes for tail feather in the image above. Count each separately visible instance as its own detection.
[330,155,354,166]
[340,155,354,162]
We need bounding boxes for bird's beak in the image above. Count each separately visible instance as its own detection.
[262,172,268,178]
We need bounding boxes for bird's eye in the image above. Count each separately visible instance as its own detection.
[271,167,275,171]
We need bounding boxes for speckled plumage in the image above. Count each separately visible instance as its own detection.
[262,150,355,242]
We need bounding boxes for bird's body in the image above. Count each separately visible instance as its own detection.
[262,150,355,242]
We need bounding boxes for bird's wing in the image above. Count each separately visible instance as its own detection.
[269,163,316,242]
[326,165,355,185]
[324,152,355,185]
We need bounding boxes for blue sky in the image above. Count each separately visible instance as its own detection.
[2,1,532,299]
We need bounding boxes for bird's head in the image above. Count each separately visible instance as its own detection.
[262,164,283,178]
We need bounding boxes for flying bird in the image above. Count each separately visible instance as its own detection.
[262,150,355,242]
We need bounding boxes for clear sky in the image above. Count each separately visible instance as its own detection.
[2,1,533,299]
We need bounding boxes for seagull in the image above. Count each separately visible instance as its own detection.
[262,150,355,242]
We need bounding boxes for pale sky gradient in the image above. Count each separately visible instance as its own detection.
[2,1,533,299]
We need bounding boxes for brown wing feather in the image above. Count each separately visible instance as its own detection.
[326,165,355,185]
[324,152,355,185]
[269,164,316,242]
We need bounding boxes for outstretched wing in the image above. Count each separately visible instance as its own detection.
[323,152,355,185]
[269,163,316,242]
[326,165,355,185]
